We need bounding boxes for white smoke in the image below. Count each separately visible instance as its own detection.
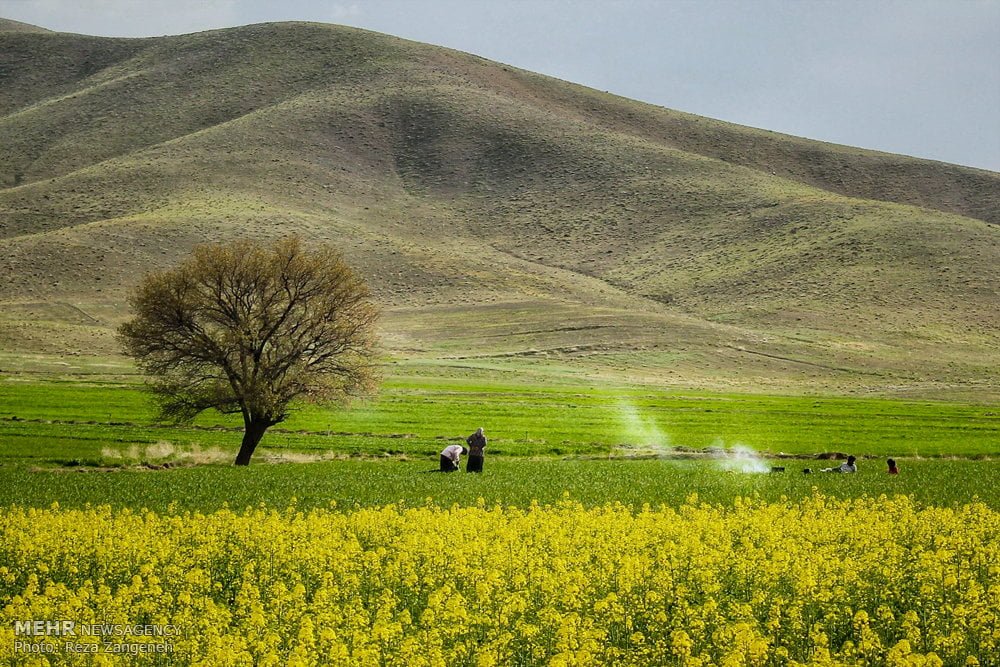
[615,400,672,456]
[713,441,770,473]
[612,403,771,470]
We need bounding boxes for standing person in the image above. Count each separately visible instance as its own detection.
[821,455,857,473]
[440,444,466,472]
[887,458,899,474]
[466,427,487,473]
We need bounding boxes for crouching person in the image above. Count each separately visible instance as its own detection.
[440,444,466,472]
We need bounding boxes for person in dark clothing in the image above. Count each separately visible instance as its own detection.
[887,458,899,474]
[465,427,487,473]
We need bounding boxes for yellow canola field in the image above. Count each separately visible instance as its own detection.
[1,494,998,666]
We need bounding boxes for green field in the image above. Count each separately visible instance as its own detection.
[3,374,998,511]
[4,458,1000,513]
[4,376,999,462]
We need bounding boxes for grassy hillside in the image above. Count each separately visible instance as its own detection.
[0,18,51,33]
[1,21,998,396]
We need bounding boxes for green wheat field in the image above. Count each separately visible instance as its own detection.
[3,369,998,512]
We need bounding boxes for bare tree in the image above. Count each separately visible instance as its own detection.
[119,237,379,465]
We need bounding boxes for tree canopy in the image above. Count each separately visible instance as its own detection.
[119,237,379,465]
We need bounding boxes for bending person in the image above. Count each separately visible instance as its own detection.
[440,444,466,472]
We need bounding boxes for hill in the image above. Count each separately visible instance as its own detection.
[0,18,52,33]
[1,20,998,396]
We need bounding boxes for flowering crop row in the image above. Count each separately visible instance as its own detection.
[1,494,997,666]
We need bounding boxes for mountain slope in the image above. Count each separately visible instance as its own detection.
[0,18,52,34]
[1,21,998,395]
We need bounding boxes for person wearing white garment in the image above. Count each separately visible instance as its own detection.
[440,444,466,472]
[821,455,857,473]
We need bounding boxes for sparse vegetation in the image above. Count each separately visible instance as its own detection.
[1,21,998,396]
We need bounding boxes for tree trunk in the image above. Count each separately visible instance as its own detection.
[234,418,269,466]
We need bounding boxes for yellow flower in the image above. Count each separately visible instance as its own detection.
[0,494,996,665]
